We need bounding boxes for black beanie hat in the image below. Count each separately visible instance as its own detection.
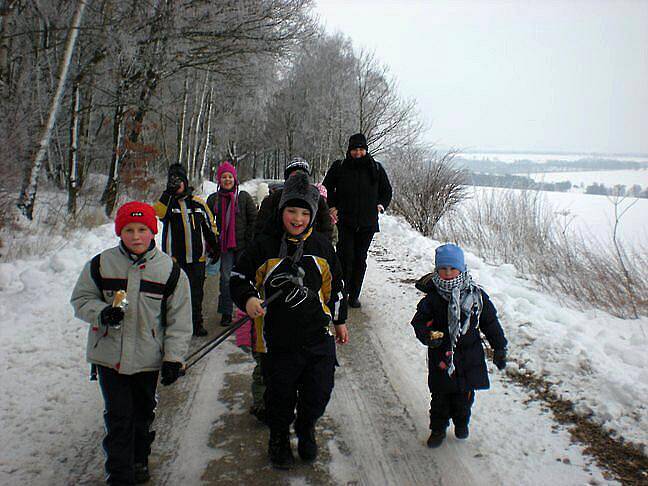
[284,157,311,180]
[279,172,320,223]
[348,133,368,151]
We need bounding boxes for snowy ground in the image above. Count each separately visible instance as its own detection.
[0,181,646,484]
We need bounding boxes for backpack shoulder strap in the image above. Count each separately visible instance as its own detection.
[160,261,181,327]
[90,254,105,301]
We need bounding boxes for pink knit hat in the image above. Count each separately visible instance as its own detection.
[217,161,237,184]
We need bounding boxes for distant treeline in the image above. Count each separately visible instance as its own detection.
[463,172,648,198]
[455,157,648,175]
[584,183,648,198]
[466,172,572,192]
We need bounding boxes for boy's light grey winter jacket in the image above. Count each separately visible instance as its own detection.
[71,244,192,374]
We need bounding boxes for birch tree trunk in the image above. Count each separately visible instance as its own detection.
[100,104,124,216]
[17,0,88,220]
[190,73,209,180]
[199,85,214,181]
[67,80,81,215]
[177,76,189,166]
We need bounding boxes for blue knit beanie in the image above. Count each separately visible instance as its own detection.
[435,244,466,272]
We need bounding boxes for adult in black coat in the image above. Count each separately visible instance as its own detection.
[322,133,392,307]
[254,158,333,241]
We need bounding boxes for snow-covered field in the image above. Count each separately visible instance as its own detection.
[0,180,646,484]
[523,169,648,188]
[462,186,648,248]
[462,151,648,164]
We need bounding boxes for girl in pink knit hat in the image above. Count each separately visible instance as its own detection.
[206,161,258,326]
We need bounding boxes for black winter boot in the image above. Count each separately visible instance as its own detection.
[454,423,469,439]
[193,324,208,337]
[296,425,318,462]
[268,430,294,469]
[133,462,150,484]
[348,297,361,308]
[427,428,446,448]
[249,405,268,425]
[220,314,232,326]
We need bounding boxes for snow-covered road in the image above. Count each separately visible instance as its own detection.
[2,202,645,484]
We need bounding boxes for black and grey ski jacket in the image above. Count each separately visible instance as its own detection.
[230,227,346,353]
[154,190,219,265]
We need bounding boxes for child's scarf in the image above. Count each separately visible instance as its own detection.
[218,187,238,251]
[431,271,483,376]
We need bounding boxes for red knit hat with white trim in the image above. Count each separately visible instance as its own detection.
[114,201,158,236]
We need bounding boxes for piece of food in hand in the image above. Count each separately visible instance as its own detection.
[113,290,129,310]
[429,330,444,340]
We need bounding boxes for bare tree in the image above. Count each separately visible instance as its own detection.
[390,145,467,236]
[17,0,88,220]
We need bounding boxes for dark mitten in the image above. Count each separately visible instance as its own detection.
[165,175,182,194]
[428,338,444,349]
[160,361,183,386]
[493,348,507,371]
[208,246,221,264]
[100,305,124,328]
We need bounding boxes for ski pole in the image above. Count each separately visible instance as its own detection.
[181,290,283,374]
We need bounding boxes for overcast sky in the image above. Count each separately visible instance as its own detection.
[314,0,648,155]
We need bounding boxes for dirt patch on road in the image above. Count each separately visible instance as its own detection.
[200,353,339,485]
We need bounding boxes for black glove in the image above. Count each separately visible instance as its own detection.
[428,338,444,349]
[160,361,183,386]
[207,246,220,264]
[100,305,124,328]
[165,175,182,195]
[493,348,507,371]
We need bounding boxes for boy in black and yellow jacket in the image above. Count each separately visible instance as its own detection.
[154,163,219,336]
[230,172,348,469]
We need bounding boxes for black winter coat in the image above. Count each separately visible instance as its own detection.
[206,190,257,254]
[410,275,507,393]
[230,228,346,353]
[322,154,392,231]
[254,188,333,241]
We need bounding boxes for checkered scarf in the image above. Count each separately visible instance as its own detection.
[431,271,483,376]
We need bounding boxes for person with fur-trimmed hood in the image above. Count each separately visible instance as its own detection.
[230,172,348,470]
[410,243,508,448]
[71,202,192,484]
[322,133,392,308]
[206,161,257,326]
[154,163,219,337]
[254,157,333,241]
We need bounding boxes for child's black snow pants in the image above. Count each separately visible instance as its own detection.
[97,365,159,485]
[180,262,206,332]
[429,390,475,431]
[262,336,336,434]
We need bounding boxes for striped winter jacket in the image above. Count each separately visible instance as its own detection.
[70,244,192,374]
[154,190,219,265]
[230,229,347,353]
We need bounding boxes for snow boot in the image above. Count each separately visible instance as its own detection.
[296,425,318,462]
[348,297,361,308]
[268,430,294,469]
[427,428,446,448]
[250,405,268,425]
[133,462,150,484]
[193,324,208,337]
[454,423,469,439]
[220,314,232,326]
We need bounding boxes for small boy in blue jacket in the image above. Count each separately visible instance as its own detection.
[410,244,508,448]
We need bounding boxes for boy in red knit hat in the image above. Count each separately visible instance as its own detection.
[71,201,193,484]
